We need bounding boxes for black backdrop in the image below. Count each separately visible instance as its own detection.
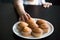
[0,0,60,5]
[0,0,60,40]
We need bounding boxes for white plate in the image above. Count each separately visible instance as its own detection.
[12,18,54,39]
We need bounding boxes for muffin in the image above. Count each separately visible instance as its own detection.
[36,19,47,25]
[18,21,28,31]
[28,23,39,29]
[26,18,34,23]
[26,18,39,29]
[32,28,43,37]
[21,27,32,37]
[40,24,49,33]
[42,29,48,33]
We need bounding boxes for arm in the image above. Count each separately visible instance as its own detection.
[14,0,31,21]
[14,0,26,15]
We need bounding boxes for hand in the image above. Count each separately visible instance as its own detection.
[43,2,52,8]
[19,12,31,21]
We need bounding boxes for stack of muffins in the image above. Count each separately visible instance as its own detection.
[18,18,49,37]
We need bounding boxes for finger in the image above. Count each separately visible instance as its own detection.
[47,3,52,8]
[19,18,21,21]
[43,5,47,8]
[24,14,28,21]
[47,4,50,8]
[49,3,52,5]
[45,4,49,8]
[27,14,31,19]
[21,16,25,21]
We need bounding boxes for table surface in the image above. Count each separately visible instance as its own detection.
[0,3,60,40]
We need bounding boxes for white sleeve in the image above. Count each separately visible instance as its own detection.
[17,0,23,4]
[42,0,46,4]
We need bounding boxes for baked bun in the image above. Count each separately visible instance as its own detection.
[26,18,39,29]
[36,19,46,25]
[21,27,32,37]
[42,29,48,33]
[40,24,49,33]
[36,19,49,33]
[18,21,28,31]
[18,21,28,27]
[28,23,39,29]
[26,18,34,23]
[40,24,49,29]
[32,28,43,37]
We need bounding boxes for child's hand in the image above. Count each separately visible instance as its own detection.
[43,2,52,8]
[19,12,31,21]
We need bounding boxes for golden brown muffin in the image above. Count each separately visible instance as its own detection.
[21,27,32,37]
[26,18,35,24]
[36,19,47,25]
[42,29,48,33]
[18,21,28,31]
[40,24,49,29]
[32,28,43,37]
[28,23,39,29]
[39,24,49,33]
[26,18,39,29]
[18,21,28,27]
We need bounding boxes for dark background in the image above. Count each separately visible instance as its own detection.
[0,0,60,40]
